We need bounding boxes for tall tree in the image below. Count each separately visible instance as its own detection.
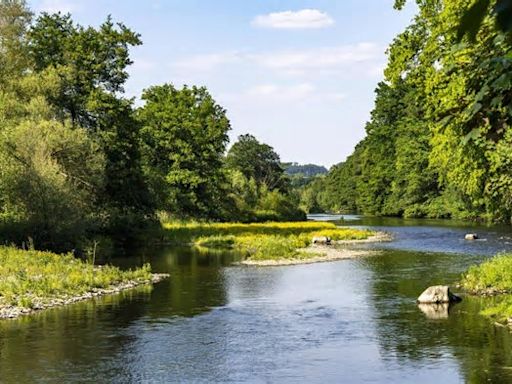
[226,134,288,192]
[138,84,231,218]
[27,12,141,127]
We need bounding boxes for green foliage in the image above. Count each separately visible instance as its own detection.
[27,12,141,126]
[138,84,230,219]
[0,70,105,249]
[319,0,512,223]
[0,246,152,308]
[0,0,32,83]
[461,253,512,321]
[226,134,289,192]
[462,253,512,292]
[224,136,305,221]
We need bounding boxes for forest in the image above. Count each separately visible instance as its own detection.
[302,0,512,223]
[0,1,306,252]
[2,0,512,255]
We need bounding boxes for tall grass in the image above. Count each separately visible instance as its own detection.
[0,246,152,308]
[461,254,512,293]
[461,253,512,321]
[163,221,374,261]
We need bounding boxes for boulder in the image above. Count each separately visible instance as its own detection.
[465,233,478,240]
[417,285,462,304]
[312,236,331,245]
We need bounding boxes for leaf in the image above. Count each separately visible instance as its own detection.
[457,0,491,42]
[463,128,481,145]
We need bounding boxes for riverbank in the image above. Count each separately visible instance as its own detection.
[0,246,169,320]
[240,246,381,266]
[461,253,512,323]
[239,232,389,266]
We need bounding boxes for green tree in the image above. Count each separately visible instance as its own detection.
[138,84,231,219]
[26,12,151,216]
[27,12,141,127]
[226,134,289,192]
[0,71,105,249]
[0,0,32,84]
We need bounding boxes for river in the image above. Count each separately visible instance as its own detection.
[2,216,512,383]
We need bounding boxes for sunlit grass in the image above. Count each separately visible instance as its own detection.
[461,254,512,293]
[0,246,152,308]
[161,221,374,261]
[461,253,512,321]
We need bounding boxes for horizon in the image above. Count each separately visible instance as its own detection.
[29,0,417,167]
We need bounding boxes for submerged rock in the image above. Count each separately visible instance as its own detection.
[312,236,331,245]
[465,233,478,240]
[417,285,462,304]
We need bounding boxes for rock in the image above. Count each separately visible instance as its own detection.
[465,233,478,240]
[417,285,462,304]
[312,236,331,245]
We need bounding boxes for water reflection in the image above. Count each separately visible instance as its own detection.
[362,249,512,384]
[417,302,452,319]
[2,219,512,382]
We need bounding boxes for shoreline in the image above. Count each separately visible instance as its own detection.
[0,273,169,320]
[333,231,393,244]
[240,231,390,266]
[240,247,381,266]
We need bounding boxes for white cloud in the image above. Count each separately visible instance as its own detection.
[255,43,381,74]
[252,9,334,29]
[36,0,80,13]
[172,43,382,78]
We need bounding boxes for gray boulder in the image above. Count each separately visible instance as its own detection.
[417,285,462,304]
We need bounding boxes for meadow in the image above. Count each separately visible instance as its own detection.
[162,221,374,261]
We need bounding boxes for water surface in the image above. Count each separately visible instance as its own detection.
[2,217,512,383]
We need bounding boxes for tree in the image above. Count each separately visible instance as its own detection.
[0,0,32,84]
[226,134,288,192]
[138,84,231,219]
[27,12,141,127]
[0,71,105,249]
[25,12,151,216]
[316,0,512,222]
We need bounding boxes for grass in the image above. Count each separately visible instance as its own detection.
[461,253,512,321]
[0,246,152,309]
[461,254,512,293]
[162,221,374,261]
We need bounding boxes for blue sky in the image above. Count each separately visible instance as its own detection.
[29,0,417,167]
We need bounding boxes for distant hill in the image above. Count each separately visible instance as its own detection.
[283,163,328,178]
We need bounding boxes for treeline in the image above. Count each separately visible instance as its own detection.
[0,1,304,251]
[303,0,512,223]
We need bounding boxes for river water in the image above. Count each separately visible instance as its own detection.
[2,216,512,383]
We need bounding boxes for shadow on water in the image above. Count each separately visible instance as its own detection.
[0,246,238,383]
